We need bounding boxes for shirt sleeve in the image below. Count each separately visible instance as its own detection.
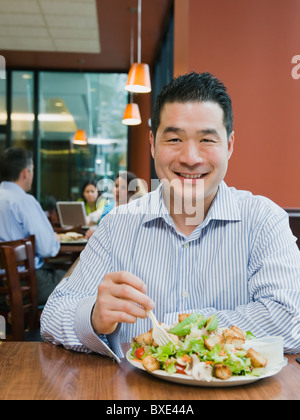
[18,194,60,258]
[40,219,122,362]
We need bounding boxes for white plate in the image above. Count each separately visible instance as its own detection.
[126,350,288,387]
[60,239,87,245]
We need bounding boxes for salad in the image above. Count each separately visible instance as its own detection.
[130,313,268,381]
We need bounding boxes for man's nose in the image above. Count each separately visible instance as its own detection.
[178,141,203,166]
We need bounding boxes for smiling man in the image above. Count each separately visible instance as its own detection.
[150,99,234,234]
[41,72,300,360]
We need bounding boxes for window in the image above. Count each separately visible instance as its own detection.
[0,72,7,154]
[1,70,129,208]
[11,71,34,150]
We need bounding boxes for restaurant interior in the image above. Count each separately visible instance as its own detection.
[0,0,299,401]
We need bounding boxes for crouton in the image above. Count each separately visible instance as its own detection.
[246,348,268,368]
[178,313,191,323]
[213,364,232,380]
[142,355,160,373]
[134,331,153,347]
[223,328,245,350]
[204,334,224,351]
[230,325,246,338]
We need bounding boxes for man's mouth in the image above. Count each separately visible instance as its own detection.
[176,172,207,180]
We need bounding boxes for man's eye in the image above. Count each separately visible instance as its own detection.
[167,138,181,143]
[201,138,212,143]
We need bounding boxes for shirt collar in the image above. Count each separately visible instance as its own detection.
[142,181,241,226]
[205,181,242,223]
[0,181,26,194]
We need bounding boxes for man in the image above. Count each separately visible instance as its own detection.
[0,147,65,305]
[41,72,300,361]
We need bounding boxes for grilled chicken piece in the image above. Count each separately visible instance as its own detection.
[133,331,153,347]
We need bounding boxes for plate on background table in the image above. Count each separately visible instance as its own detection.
[126,350,288,387]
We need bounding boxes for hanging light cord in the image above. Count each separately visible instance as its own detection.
[137,0,142,64]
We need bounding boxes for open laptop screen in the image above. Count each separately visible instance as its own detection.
[56,201,88,228]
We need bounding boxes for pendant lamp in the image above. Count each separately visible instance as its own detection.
[73,129,88,145]
[122,102,142,126]
[122,8,142,126]
[125,0,151,94]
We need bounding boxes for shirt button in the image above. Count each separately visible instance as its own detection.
[182,290,189,298]
[183,242,190,248]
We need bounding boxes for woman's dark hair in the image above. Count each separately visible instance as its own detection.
[0,147,33,182]
[151,72,233,139]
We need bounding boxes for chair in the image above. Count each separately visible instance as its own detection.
[0,236,40,341]
[285,209,300,249]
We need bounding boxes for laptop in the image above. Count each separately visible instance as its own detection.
[56,201,88,229]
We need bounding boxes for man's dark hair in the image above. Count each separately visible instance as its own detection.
[0,147,33,182]
[151,72,233,139]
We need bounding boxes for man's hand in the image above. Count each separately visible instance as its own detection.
[91,271,155,335]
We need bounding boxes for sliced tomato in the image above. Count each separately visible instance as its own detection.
[175,364,186,375]
[134,347,145,359]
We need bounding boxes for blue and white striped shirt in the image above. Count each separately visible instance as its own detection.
[41,181,300,361]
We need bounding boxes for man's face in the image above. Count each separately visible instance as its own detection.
[149,101,234,217]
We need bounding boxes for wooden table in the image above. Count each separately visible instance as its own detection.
[47,242,86,271]
[0,341,299,401]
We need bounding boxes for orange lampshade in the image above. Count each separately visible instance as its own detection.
[122,103,142,126]
[73,129,88,145]
[125,63,151,93]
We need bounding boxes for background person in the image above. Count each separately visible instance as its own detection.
[99,171,142,220]
[78,179,106,226]
[0,147,66,306]
[85,171,145,239]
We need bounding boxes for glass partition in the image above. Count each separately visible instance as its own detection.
[38,72,128,207]
[0,70,128,207]
[0,74,6,126]
[0,74,7,154]
[0,133,6,155]
[11,71,34,150]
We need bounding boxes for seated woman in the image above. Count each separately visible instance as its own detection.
[78,179,106,226]
[85,171,147,239]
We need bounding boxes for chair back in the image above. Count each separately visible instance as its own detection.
[0,236,39,341]
[285,209,300,249]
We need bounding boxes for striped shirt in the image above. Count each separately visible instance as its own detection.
[41,181,300,362]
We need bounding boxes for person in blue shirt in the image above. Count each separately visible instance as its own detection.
[100,171,140,221]
[0,147,66,306]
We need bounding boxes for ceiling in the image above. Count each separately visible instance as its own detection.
[0,0,173,72]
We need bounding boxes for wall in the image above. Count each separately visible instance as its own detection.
[174,0,300,207]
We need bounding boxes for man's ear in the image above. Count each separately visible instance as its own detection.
[149,130,155,159]
[19,168,28,181]
[227,131,235,160]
